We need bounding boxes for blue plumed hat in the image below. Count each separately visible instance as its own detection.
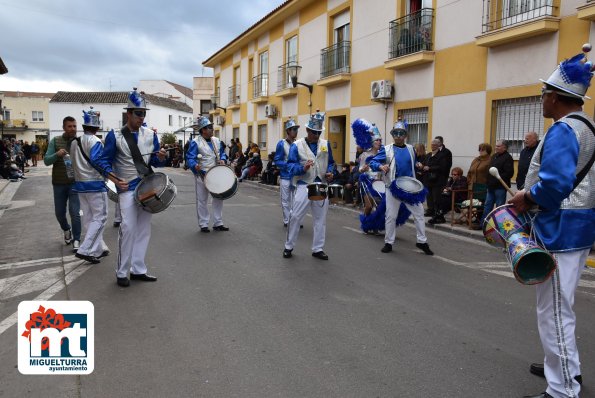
[351,118,373,149]
[390,119,408,136]
[306,110,325,132]
[285,117,299,131]
[82,106,101,128]
[196,116,213,131]
[124,87,150,109]
[540,43,594,100]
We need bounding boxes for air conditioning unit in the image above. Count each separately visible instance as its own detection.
[215,115,225,126]
[265,104,277,118]
[370,80,393,101]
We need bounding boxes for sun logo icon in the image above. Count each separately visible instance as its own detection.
[502,219,516,232]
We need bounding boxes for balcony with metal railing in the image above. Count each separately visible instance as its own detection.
[251,73,268,103]
[385,8,435,70]
[318,41,351,87]
[476,0,559,47]
[210,87,221,114]
[276,62,299,97]
[227,85,240,110]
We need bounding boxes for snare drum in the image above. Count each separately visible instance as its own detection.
[204,165,238,200]
[328,184,343,203]
[307,182,327,201]
[395,176,424,194]
[134,172,177,213]
[105,180,119,203]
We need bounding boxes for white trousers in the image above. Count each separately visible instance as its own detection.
[285,184,328,252]
[114,200,122,223]
[194,176,223,228]
[78,192,108,257]
[538,249,589,398]
[116,191,152,278]
[385,192,427,245]
[279,179,292,225]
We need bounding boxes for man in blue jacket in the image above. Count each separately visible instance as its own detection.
[274,117,299,227]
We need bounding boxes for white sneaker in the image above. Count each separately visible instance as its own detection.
[72,240,80,253]
[64,229,72,244]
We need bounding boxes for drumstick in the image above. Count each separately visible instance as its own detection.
[489,167,515,196]
[139,147,177,156]
[108,172,124,182]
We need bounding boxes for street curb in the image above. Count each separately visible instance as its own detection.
[0,180,9,196]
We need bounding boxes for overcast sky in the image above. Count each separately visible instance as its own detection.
[0,0,283,93]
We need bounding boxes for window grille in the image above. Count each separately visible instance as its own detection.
[493,96,543,157]
[481,0,555,33]
[398,107,428,146]
[258,124,267,149]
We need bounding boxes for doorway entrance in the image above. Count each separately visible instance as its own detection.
[328,115,346,166]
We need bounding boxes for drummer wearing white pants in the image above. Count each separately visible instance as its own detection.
[283,111,335,261]
[274,117,299,226]
[369,120,433,255]
[186,116,229,233]
[96,88,167,287]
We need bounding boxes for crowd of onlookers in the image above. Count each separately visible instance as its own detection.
[0,138,43,181]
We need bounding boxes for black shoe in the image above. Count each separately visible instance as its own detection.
[98,250,110,258]
[200,227,210,233]
[523,393,553,398]
[75,252,101,264]
[130,273,158,282]
[312,251,328,260]
[283,248,293,258]
[284,223,288,228]
[381,243,392,253]
[213,225,229,231]
[113,221,121,228]
[424,210,434,217]
[300,225,303,229]
[416,242,434,255]
[116,277,130,287]
[530,363,582,385]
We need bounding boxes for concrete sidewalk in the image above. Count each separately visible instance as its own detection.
[241,178,595,268]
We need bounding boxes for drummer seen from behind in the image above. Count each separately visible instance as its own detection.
[185,116,229,233]
[274,117,299,227]
[369,120,433,255]
[96,88,167,288]
[283,111,335,260]
[508,44,595,398]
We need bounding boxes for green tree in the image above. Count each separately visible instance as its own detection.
[160,132,177,146]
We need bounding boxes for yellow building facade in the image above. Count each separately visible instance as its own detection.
[203,0,595,174]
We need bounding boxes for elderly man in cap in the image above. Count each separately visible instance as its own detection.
[70,107,109,264]
[283,111,335,260]
[186,116,229,233]
[369,120,433,255]
[96,88,167,287]
[509,44,595,398]
[274,117,299,227]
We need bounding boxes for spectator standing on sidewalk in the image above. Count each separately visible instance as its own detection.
[423,138,451,222]
[480,139,514,225]
[30,141,39,166]
[44,116,82,250]
[516,131,540,190]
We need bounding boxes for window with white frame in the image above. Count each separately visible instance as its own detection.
[493,96,543,157]
[32,111,44,122]
[258,124,267,149]
[398,107,428,146]
[502,0,553,26]
[169,115,173,126]
[233,127,239,140]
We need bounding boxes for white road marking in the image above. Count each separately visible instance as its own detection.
[0,255,76,270]
[342,226,363,234]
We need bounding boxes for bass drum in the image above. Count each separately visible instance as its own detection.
[134,172,177,214]
[105,180,119,203]
[204,165,238,200]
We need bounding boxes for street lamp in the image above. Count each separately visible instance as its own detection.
[287,64,313,94]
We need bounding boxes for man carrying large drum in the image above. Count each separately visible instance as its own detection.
[509,44,595,398]
[282,111,335,260]
[186,116,230,233]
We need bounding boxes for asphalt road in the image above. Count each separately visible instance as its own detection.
[1,167,595,398]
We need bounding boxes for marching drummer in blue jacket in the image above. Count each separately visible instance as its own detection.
[96,88,167,287]
[369,120,433,255]
[283,111,335,260]
[186,116,229,233]
[274,117,299,227]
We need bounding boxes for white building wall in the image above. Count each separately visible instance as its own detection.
[351,0,394,73]
[269,37,284,95]
[285,12,299,34]
[394,64,435,101]
[325,84,351,110]
[561,0,584,17]
[298,15,327,90]
[281,96,298,118]
[433,91,486,171]
[258,33,270,50]
[219,66,233,107]
[435,0,483,50]
[327,0,347,11]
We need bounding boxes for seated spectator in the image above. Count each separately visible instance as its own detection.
[232,152,246,177]
[15,151,26,173]
[260,152,279,185]
[9,163,26,181]
[238,153,262,182]
[429,167,468,224]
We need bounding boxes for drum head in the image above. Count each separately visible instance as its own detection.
[395,177,423,193]
[136,173,167,198]
[372,180,386,194]
[204,166,236,195]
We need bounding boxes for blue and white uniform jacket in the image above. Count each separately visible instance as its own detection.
[524,111,595,252]
[273,139,293,180]
[185,135,227,176]
[286,138,335,186]
[70,133,106,193]
[95,126,164,192]
[369,144,417,185]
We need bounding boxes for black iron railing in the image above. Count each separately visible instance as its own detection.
[252,73,268,98]
[388,8,434,59]
[481,0,555,33]
[320,41,350,79]
[210,87,220,110]
[227,85,240,106]
[277,61,298,92]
